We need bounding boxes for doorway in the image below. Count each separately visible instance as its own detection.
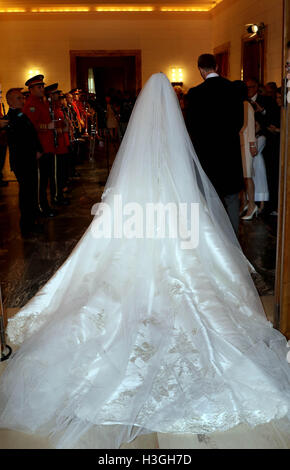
[214,42,230,78]
[275,0,290,339]
[70,50,142,98]
[241,33,265,83]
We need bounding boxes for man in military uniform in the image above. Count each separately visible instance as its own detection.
[5,88,43,235]
[45,83,70,205]
[65,92,82,138]
[65,92,83,176]
[70,88,85,128]
[23,75,57,217]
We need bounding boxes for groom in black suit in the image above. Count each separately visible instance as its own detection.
[186,54,244,234]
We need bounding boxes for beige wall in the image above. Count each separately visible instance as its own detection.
[0,16,211,100]
[0,1,284,102]
[212,0,284,84]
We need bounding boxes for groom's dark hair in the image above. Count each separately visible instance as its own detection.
[198,54,217,71]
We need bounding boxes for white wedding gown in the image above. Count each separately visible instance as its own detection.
[0,73,290,449]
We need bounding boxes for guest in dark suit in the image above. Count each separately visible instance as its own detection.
[5,88,43,236]
[246,77,274,135]
[186,54,244,234]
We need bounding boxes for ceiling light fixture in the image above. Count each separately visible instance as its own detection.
[161,2,222,12]
[161,6,211,12]
[0,8,26,13]
[0,3,224,15]
[95,7,153,12]
[31,7,90,12]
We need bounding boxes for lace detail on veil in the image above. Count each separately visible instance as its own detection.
[72,321,289,436]
[7,311,50,345]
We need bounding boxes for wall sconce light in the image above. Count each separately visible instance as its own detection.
[246,23,265,38]
[171,67,183,85]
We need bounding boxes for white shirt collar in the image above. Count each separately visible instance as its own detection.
[251,93,258,102]
[206,73,219,79]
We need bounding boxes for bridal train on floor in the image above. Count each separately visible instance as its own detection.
[0,73,290,449]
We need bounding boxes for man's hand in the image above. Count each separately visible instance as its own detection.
[36,152,43,160]
[267,124,280,134]
[254,102,265,113]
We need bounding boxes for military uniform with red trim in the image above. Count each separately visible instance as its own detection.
[70,88,87,164]
[23,94,55,154]
[23,75,56,216]
[70,88,85,128]
[52,95,71,204]
[54,104,70,154]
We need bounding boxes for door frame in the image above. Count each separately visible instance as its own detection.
[240,28,267,83]
[214,41,231,78]
[70,49,142,92]
[275,0,290,339]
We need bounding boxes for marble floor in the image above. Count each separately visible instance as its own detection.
[0,143,284,449]
[0,144,111,310]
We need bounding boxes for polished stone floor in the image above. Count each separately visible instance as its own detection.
[239,211,277,296]
[0,143,277,311]
[0,143,112,309]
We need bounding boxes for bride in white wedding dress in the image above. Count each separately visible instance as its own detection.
[0,73,290,449]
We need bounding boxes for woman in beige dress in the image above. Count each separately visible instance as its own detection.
[238,83,258,220]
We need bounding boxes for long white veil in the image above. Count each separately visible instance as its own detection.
[100,72,262,310]
[103,72,241,248]
[1,73,289,450]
